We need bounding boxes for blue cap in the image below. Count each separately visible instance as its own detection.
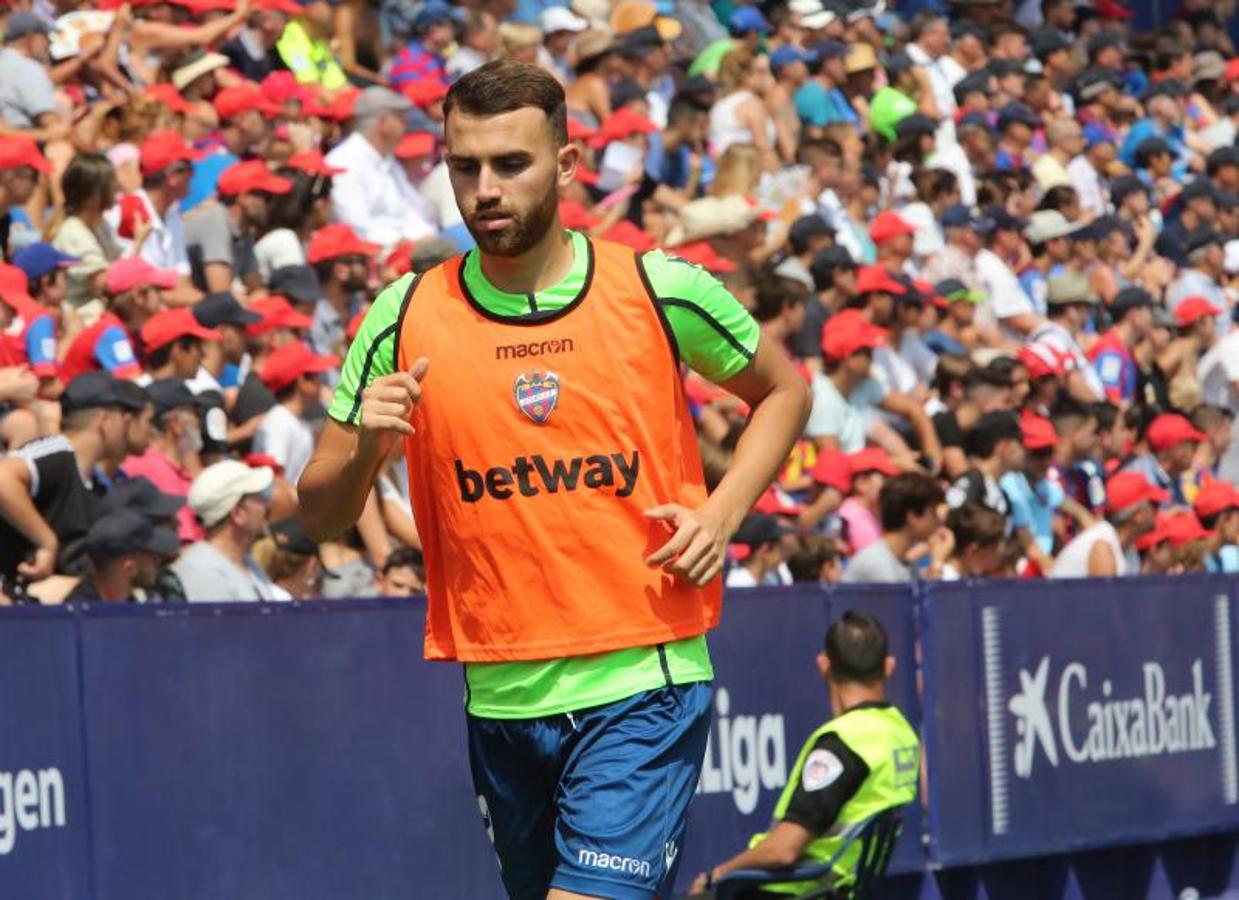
[728,5,771,35]
[11,242,79,282]
[412,1,464,32]
[770,45,815,73]
[1082,122,1117,148]
[941,204,994,232]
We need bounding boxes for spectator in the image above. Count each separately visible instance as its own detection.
[325,87,437,246]
[1195,481,1239,574]
[50,153,124,310]
[183,156,292,294]
[120,378,206,543]
[275,0,348,90]
[389,3,458,88]
[173,459,280,601]
[0,372,141,585]
[306,223,380,357]
[0,136,50,258]
[191,291,263,393]
[220,0,294,83]
[1089,286,1155,404]
[1051,471,1163,578]
[61,258,173,383]
[253,340,339,484]
[690,610,918,895]
[1027,272,1106,402]
[725,514,793,588]
[0,13,66,143]
[260,516,326,599]
[1120,411,1206,504]
[837,448,899,555]
[375,545,425,595]
[942,503,1007,580]
[63,510,179,603]
[139,308,221,382]
[842,472,945,583]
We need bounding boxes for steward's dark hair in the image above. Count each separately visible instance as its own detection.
[444,58,568,146]
[825,610,889,684]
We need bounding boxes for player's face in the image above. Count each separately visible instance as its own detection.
[446,107,578,257]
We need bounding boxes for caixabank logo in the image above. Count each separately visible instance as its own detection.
[980,597,1239,836]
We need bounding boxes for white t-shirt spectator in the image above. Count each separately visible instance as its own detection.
[1067,155,1106,218]
[326,132,437,247]
[254,228,307,281]
[1199,330,1239,408]
[841,539,912,583]
[106,189,191,276]
[806,374,886,452]
[252,403,315,486]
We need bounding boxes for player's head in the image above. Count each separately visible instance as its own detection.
[818,610,895,689]
[443,58,575,257]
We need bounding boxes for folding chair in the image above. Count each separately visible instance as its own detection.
[713,805,905,900]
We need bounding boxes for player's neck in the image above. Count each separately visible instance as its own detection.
[478,224,574,296]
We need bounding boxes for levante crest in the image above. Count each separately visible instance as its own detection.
[513,371,559,424]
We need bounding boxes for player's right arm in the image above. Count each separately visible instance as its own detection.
[299,276,428,541]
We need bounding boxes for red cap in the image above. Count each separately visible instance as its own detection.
[821,309,887,361]
[0,136,52,173]
[603,220,657,252]
[260,71,316,105]
[1106,471,1169,514]
[1020,412,1058,451]
[395,132,436,159]
[592,108,659,147]
[847,447,899,477]
[673,241,739,274]
[213,84,280,120]
[259,340,340,392]
[0,263,36,307]
[1146,413,1207,452]
[184,0,236,12]
[574,164,600,186]
[1136,512,1171,551]
[753,485,804,516]
[1173,296,1223,327]
[284,149,346,177]
[217,159,293,196]
[1094,0,1134,19]
[1195,480,1239,520]
[346,309,367,341]
[243,452,284,476]
[139,129,202,176]
[144,83,192,115]
[854,264,906,296]
[1164,511,1214,547]
[559,199,599,231]
[914,278,948,310]
[568,119,598,143]
[247,295,314,337]
[1017,344,1068,381]
[1228,58,1239,83]
[255,0,301,13]
[308,87,360,120]
[868,210,916,244]
[105,257,178,295]
[307,223,381,264]
[383,240,415,276]
[141,307,220,353]
[810,450,851,493]
[402,79,449,108]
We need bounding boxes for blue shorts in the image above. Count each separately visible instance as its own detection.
[467,680,713,900]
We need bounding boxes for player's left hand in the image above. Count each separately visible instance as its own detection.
[644,504,728,586]
[689,871,710,893]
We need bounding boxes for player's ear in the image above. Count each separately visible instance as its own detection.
[556,140,579,189]
[816,651,830,680]
[884,655,896,678]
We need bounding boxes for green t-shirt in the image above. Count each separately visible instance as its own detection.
[328,230,760,718]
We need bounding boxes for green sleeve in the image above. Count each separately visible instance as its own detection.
[327,274,414,426]
[641,249,760,383]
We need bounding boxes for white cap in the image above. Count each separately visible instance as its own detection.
[798,9,837,28]
[540,5,589,33]
[1226,239,1239,275]
[1022,209,1084,244]
[189,460,275,528]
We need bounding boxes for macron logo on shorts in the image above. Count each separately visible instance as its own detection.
[455,451,640,502]
[577,848,652,878]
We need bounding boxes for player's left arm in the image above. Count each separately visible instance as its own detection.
[642,252,812,585]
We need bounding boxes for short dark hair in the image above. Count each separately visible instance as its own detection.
[752,274,808,323]
[444,58,568,146]
[1190,403,1233,434]
[383,546,425,576]
[825,610,888,684]
[948,503,1005,554]
[796,137,843,167]
[878,472,944,532]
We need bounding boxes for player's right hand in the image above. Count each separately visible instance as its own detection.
[358,359,429,437]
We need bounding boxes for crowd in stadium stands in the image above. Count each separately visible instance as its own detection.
[0,0,1237,605]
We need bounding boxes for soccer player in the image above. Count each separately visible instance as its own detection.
[299,59,810,900]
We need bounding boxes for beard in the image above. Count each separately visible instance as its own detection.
[464,177,559,257]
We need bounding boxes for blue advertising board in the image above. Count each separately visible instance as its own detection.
[922,575,1239,865]
[0,608,91,900]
